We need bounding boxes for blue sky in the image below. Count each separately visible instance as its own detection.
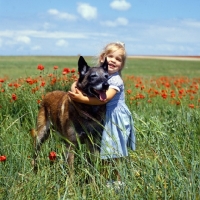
[0,0,200,56]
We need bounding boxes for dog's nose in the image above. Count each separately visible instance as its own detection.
[103,82,109,90]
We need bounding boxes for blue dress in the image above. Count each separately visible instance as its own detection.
[100,72,136,159]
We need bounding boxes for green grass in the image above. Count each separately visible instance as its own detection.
[1,56,200,79]
[0,56,199,199]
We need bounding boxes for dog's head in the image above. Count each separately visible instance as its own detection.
[77,56,109,101]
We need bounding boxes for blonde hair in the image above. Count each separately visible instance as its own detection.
[97,42,127,76]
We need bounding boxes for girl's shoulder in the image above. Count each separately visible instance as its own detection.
[108,73,123,87]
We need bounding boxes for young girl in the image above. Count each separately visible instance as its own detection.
[68,42,135,183]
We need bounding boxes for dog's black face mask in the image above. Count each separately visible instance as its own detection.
[77,56,109,101]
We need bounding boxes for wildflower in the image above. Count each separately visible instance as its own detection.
[12,94,17,101]
[140,85,145,90]
[40,81,46,87]
[189,104,195,109]
[161,92,167,99]
[0,79,4,83]
[13,83,21,88]
[0,155,6,162]
[54,66,58,70]
[127,89,132,95]
[63,68,70,74]
[49,151,57,161]
[135,84,139,88]
[37,64,44,71]
[190,96,194,100]
[71,68,76,73]
[26,78,34,85]
[165,82,170,88]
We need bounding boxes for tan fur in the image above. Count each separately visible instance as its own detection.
[33,90,105,169]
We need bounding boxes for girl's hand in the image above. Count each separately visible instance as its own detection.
[68,88,85,102]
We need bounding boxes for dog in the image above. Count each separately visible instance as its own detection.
[33,56,109,169]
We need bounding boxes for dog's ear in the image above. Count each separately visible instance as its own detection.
[100,57,108,72]
[78,56,90,76]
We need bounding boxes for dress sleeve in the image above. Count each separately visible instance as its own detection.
[108,74,123,92]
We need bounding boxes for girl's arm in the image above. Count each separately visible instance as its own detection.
[71,81,77,92]
[68,87,117,105]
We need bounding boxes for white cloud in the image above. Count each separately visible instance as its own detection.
[101,17,128,27]
[16,36,31,44]
[110,0,131,11]
[48,9,77,21]
[56,39,68,47]
[31,45,41,51]
[4,35,31,46]
[43,22,53,30]
[180,19,200,28]
[77,3,97,20]
[0,30,87,39]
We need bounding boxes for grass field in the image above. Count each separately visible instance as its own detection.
[0,56,200,199]
[1,56,200,79]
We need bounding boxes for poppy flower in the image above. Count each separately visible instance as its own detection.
[37,99,41,104]
[127,89,132,94]
[63,68,70,74]
[49,151,57,161]
[0,79,4,83]
[0,155,6,162]
[189,104,195,109]
[71,69,76,73]
[12,94,17,101]
[37,64,44,71]
[40,81,46,87]
[54,66,58,70]
[161,93,167,99]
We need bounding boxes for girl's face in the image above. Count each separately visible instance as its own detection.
[101,49,123,75]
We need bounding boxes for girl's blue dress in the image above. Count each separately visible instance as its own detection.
[100,72,136,159]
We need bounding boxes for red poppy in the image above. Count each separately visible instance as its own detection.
[71,69,76,73]
[49,151,57,161]
[12,94,17,101]
[0,155,6,162]
[161,93,167,99]
[40,81,46,87]
[54,66,58,70]
[13,83,21,88]
[189,104,195,109]
[127,89,132,94]
[26,78,34,85]
[37,64,44,71]
[63,68,70,74]
[0,79,4,83]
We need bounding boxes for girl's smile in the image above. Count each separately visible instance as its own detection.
[101,49,123,75]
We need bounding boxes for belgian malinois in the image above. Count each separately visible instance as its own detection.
[33,56,109,169]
